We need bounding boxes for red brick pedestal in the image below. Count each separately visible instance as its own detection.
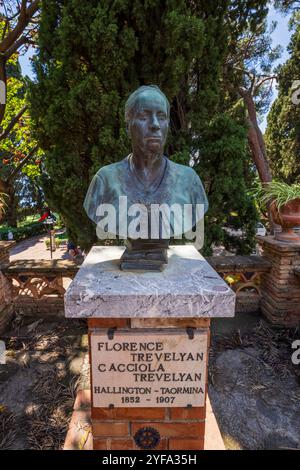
[88,318,210,451]
[258,236,300,327]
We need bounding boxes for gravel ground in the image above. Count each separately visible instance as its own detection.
[0,317,88,450]
[209,321,300,450]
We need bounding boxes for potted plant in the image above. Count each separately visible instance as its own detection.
[257,181,300,243]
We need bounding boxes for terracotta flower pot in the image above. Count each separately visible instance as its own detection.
[270,198,300,243]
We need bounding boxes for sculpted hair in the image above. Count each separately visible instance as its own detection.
[125,85,170,124]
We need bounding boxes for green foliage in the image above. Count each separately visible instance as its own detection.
[265,21,300,184]
[55,232,68,241]
[274,0,300,15]
[17,214,41,226]
[0,19,42,227]
[0,221,45,241]
[29,0,263,251]
[45,237,66,248]
[0,49,40,179]
[253,180,300,209]
[197,113,258,255]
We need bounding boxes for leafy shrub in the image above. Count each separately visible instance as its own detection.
[0,221,46,241]
[45,238,67,249]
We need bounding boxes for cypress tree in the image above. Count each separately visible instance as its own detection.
[29,0,205,247]
[29,0,265,252]
[265,21,300,183]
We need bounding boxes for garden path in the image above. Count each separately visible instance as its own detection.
[10,233,70,261]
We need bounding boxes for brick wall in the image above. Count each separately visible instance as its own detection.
[258,236,300,326]
[89,318,209,451]
[0,241,14,268]
[13,297,65,317]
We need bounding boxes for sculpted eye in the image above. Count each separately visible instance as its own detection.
[137,113,147,120]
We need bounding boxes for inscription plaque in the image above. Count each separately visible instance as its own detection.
[91,329,208,408]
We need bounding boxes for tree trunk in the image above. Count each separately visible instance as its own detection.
[239,87,277,232]
[0,178,18,227]
[239,87,272,183]
[34,182,45,214]
[0,56,7,126]
[5,182,18,228]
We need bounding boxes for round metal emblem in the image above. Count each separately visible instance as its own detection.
[133,427,161,450]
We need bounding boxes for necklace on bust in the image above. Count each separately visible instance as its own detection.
[128,154,167,193]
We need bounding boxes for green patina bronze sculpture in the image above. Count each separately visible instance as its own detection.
[84,85,208,271]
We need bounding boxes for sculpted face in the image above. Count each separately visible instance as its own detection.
[128,89,169,158]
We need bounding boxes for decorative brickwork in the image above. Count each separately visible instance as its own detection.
[2,245,299,327]
[207,255,272,314]
[257,236,300,326]
[2,259,78,317]
[0,253,273,321]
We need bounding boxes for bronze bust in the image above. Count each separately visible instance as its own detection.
[84,85,208,270]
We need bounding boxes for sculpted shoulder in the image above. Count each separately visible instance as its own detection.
[167,159,199,180]
[167,159,208,213]
[95,159,126,181]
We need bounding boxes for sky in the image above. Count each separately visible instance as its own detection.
[260,4,292,131]
[18,4,293,132]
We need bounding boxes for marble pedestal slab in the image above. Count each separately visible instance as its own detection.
[64,245,235,318]
[64,245,235,450]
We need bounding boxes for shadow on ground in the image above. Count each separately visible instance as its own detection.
[0,311,299,450]
[210,314,300,450]
[0,317,88,449]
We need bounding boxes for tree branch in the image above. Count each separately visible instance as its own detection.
[0,0,40,54]
[254,75,278,94]
[4,35,28,59]
[0,105,28,141]
[233,66,254,83]
[7,144,39,183]
[0,56,7,124]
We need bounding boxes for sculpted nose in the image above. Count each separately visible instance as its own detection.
[150,114,160,130]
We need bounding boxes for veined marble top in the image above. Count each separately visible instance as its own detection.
[64,245,235,318]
